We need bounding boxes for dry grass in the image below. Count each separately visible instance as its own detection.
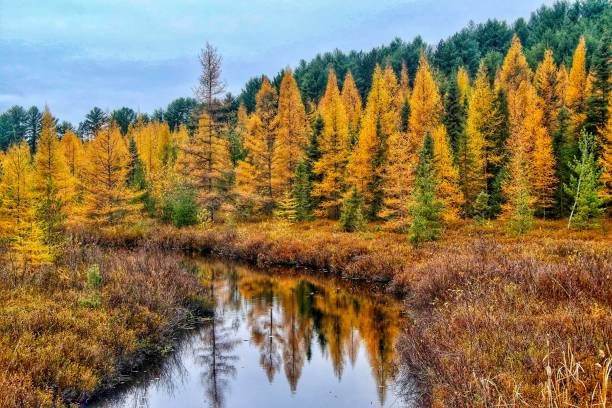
[0,244,210,407]
[69,219,612,406]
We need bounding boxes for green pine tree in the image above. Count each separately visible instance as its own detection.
[443,75,466,159]
[408,133,443,245]
[339,187,365,232]
[472,190,490,225]
[565,131,604,230]
[585,34,610,136]
[293,159,314,221]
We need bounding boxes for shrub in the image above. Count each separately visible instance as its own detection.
[339,188,365,232]
[161,184,200,227]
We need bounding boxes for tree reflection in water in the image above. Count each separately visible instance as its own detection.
[92,258,409,408]
[199,259,404,406]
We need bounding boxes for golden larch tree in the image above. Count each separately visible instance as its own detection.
[398,62,411,104]
[600,93,612,204]
[499,34,532,94]
[566,36,589,133]
[341,70,363,146]
[456,65,471,105]
[432,125,463,221]
[504,80,555,219]
[462,64,503,210]
[0,141,51,269]
[347,64,399,218]
[178,112,231,218]
[236,76,278,213]
[409,51,443,158]
[534,49,560,135]
[272,68,307,194]
[313,67,350,218]
[60,130,84,178]
[33,108,73,243]
[81,125,142,225]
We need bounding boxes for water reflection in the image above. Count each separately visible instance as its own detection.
[91,258,410,408]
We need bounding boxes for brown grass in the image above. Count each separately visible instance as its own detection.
[0,244,210,407]
[71,218,612,407]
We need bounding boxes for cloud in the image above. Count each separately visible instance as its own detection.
[0,0,554,123]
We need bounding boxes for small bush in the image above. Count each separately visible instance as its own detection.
[161,184,200,227]
[86,264,102,289]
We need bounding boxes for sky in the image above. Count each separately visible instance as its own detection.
[0,0,555,124]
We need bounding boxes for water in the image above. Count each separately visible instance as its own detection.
[91,257,412,408]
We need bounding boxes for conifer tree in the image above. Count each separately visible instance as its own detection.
[462,64,502,212]
[313,67,350,218]
[0,141,51,269]
[60,130,84,178]
[566,36,589,134]
[499,34,532,94]
[236,76,279,214]
[456,66,471,105]
[341,70,363,147]
[339,187,365,232]
[444,72,466,160]
[178,112,231,220]
[600,95,612,205]
[408,133,442,245]
[534,49,560,136]
[409,52,444,155]
[33,108,73,244]
[81,125,142,225]
[565,131,604,229]
[292,159,314,221]
[347,65,399,219]
[272,68,307,194]
[585,35,610,136]
[531,115,557,217]
[398,63,411,134]
[431,126,463,221]
[274,191,298,223]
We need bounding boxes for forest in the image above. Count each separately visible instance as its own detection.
[0,0,610,407]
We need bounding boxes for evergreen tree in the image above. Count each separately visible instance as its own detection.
[565,131,604,229]
[600,94,612,206]
[339,188,365,232]
[25,106,42,154]
[292,159,314,221]
[408,134,442,245]
[443,72,466,159]
[585,34,610,136]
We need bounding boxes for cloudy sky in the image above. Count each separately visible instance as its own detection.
[0,0,554,124]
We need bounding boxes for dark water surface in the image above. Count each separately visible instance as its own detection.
[91,257,413,408]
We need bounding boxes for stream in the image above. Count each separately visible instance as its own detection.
[89,256,414,408]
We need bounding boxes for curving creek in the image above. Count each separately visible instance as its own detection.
[88,256,416,408]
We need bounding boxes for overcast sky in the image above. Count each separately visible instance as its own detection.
[0,0,554,124]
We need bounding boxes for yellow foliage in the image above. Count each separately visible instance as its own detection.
[456,66,471,105]
[499,34,532,93]
[534,49,560,134]
[347,64,399,217]
[60,130,84,178]
[566,36,589,132]
[341,70,363,146]
[409,51,443,155]
[432,126,463,221]
[0,141,51,269]
[272,68,307,194]
[313,67,350,218]
[80,126,142,226]
[463,64,502,208]
[398,62,411,104]
[600,93,612,202]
